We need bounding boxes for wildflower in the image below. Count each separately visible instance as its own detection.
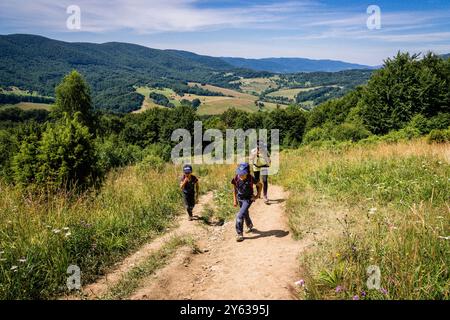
[18,258,27,263]
[380,288,388,295]
[0,251,4,255]
[335,286,344,293]
[352,295,360,300]
[65,232,72,238]
[52,229,61,234]
[295,279,305,287]
[63,227,70,231]
[11,265,18,272]
[438,236,450,240]
[361,291,367,297]
[368,207,377,215]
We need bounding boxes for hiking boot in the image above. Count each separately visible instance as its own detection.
[236,234,244,242]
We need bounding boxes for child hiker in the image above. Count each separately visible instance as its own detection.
[179,164,199,221]
[231,162,260,242]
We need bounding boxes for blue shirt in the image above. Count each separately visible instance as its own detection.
[231,175,255,200]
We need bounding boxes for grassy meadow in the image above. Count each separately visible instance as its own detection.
[273,139,449,300]
[0,160,234,299]
[135,84,288,115]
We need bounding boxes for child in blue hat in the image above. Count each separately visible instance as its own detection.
[180,164,199,221]
[231,162,260,242]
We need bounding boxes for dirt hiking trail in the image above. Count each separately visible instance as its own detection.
[77,185,340,300]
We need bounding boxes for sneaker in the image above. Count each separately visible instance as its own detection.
[264,196,269,204]
[188,216,193,221]
[245,225,254,233]
[236,234,244,242]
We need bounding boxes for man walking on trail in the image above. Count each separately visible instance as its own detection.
[231,163,260,242]
[180,164,199,221]
[249,140,271,204]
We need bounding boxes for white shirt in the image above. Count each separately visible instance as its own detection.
[249,147,271,172]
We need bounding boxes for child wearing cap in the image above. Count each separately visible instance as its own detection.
[180,164,199,221]
[231,162,261,242]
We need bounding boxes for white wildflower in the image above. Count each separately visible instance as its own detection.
[438,236,450,240]
[11,265,18,271]
[18,258,27,263]
[65,232,72,238]
[52,229,61,234]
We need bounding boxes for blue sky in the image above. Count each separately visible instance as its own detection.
[1,0,450,65]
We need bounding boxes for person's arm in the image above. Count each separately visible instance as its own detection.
[233,187,238,207]
[180,176,189,191]
[253,177,261,200]
[195,181,200,203]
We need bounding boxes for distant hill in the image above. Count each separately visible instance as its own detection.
[0,34,248,112]
[0,34,375,112]
[441,53,450,59]
[221,57,377,73]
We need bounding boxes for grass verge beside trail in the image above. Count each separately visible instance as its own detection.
[274,139,449,300]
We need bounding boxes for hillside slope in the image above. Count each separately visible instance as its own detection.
[0,34,241,112]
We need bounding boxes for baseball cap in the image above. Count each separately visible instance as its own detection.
[183,164,193,174]
[236,162,250,176]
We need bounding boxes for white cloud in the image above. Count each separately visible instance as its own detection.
[0,0,320,33]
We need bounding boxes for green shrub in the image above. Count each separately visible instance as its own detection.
[138,154,165,173]
[96,135,144,172]
[427,129,450,144]
[331,122,371,142]
[13,113,101,189]
[303,127,326,143]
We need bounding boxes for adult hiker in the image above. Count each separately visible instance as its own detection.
[179,164,199,221]
[249,140,271,204]
[231,162,261,242]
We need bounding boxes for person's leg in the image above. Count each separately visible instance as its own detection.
[242,200,253,229]
[254,171,263,198]
[262,174,268,198]
[183,194,194,218]
[235,200,248,235]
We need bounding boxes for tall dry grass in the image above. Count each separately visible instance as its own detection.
[274,139,449,299]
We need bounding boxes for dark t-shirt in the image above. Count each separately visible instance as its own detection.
[180,175,198,196]
[231,175,255,200]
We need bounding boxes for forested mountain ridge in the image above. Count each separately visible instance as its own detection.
[0,34,374,112]
[0,34,254,112]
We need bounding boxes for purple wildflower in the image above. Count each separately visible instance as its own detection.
[380,288,388,295]
[353,295,360,300]
[335,285,344,293]
[361,291,367,297]
[295,279,305,287]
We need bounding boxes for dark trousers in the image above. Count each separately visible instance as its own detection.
[183,193,195,216]
[254,171,268,197]
[235,199,253,235]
